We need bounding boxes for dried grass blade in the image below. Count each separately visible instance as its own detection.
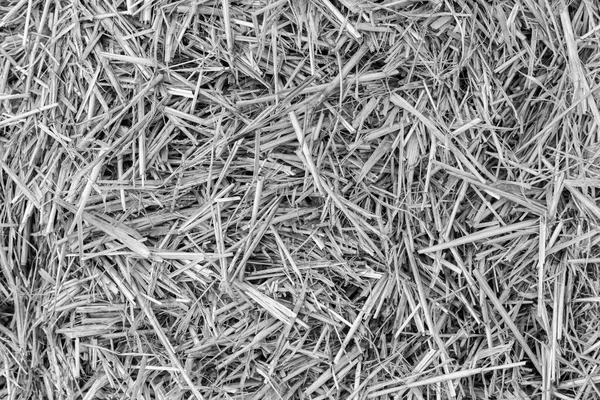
[419,220,538,254]
[57,199,151,258]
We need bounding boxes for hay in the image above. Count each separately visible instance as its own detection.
[1,0,600,399]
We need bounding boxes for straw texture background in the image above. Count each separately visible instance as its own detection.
[1,0,600,399]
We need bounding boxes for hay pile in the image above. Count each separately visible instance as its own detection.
[2,0,600,399]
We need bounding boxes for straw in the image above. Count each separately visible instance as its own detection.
[2,0,600,399]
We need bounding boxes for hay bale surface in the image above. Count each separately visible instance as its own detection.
[1,0,600,399]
